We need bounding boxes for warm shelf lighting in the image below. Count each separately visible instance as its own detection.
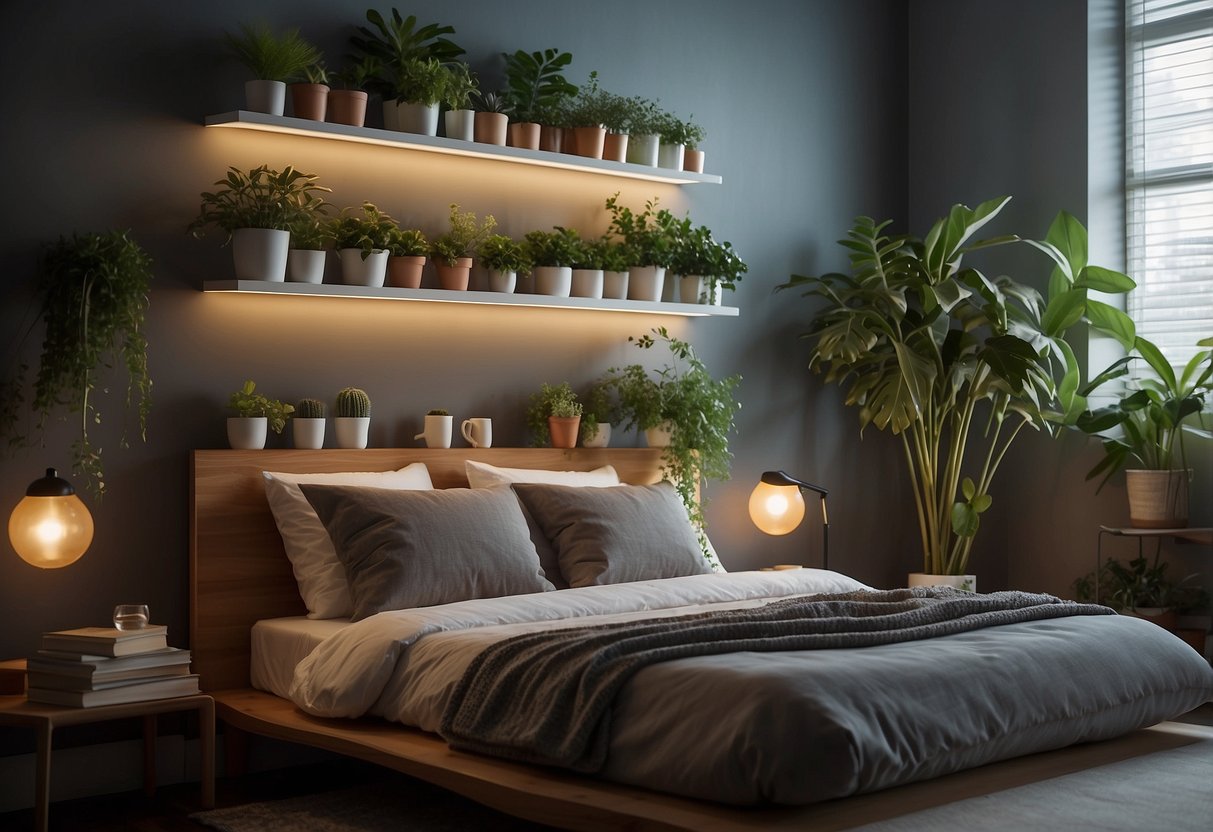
[9,468,94,569]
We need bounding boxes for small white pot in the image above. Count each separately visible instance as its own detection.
[487,269,517,293]
[627,265,665,302]
[338,248,388,287]
[287,249,326,283]
[571,268,604,299]
[658,142,685,170]
[534,265,572,297]
[645,421,675,448]
[603,270,629,299]
[679,275,704,304]
[232,228,289,281]
[626,133,660,167]
[396,101,439,136]
[244,80,286,116]
[227,417,267,450]
[908,573,977,593]
[444,109,475,141]
[292,418,325,450]
[333,417,370,450]
[582,422,611,449]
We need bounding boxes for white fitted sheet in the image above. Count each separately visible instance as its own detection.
[250,616,350,697]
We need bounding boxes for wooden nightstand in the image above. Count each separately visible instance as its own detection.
[0,691,215,832]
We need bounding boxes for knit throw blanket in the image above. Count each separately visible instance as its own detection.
[439,587,1112,772]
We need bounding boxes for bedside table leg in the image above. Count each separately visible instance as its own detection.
[142,714,157,797]
[199,698,215,808]
[35,722,51,832]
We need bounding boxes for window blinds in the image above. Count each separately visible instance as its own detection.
[1126,0,1213,371]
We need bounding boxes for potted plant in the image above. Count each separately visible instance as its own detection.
[682,120,708,173]
[524,227,582,297]
[328,56,377,127]
[670,220,747,304]
[292,398,326,449]
[656,110,699,170]
[384,226,428,289]
[443,61,479,141]
[290,62,330,121]
[383,57,451,135]
[228,380,293,450]
[602,328,741,544]
[565,72,609,160]
[599,237,632,300]
[190,164,330,282]
[473,91,511,146]
[328,202,397,287]
[333,387,371,449]
[479,234,530,294]
[624,97,663,166]
[571,236,606,299]
[778,197,1137,587]
[580,381,618,449]
[286,215,330,284]
[503,48,577,150]
[526,382,583,449]
[1074,555,1208,632]
[430,204,497,290]
[223,22,321,116]
[1074,335,1213,528]
[604,193,678,302]
[0,231,153,498]
[415,408,453,448]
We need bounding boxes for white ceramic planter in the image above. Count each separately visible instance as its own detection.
[245,79,286,116]
[645,421,675,448]
[658,142,685,170]
[626,133,660,166]
[333,416,370,449]
[414,414,453,448]
[571,268,604,299]
[534,265,573,297]
[679,275,704,304]
[292,417,325,450]
[444,109,475,141]
[907,573,977,593]
[582,422,611,448]
[603,270,629,299]
[338,248,388,287]
[227,417,268,450]
[396,101,439,136]
[487,269,517,293]
[287,249,326,283]
[232,228,289,281]
[627,265,665,302]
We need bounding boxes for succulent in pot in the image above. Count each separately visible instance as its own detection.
[334,386,371,449]
[223,22,321,115]
[228,380,293,450]
[526,382,583,449]
[290,62,331,121]
[473,90,511,145]
[292,397,326,449]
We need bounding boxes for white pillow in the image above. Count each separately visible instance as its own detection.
[262,464,433,619]
[464,460,620,489]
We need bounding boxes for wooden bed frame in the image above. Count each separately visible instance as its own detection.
[190,448,1213,832]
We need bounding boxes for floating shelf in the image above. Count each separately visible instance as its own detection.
[204,112,723,185]
[202,280,740,317]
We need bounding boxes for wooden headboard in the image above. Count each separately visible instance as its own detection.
[189,448,666,691]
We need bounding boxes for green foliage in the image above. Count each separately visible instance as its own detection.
[598,238,633,273]
[229,380,293,433]
[0,231,154,499]
[1074,554,1208,612]
[656,110,705,147]
[385,226,428,258]
[296,398,325,419]
[288,215,330,251]
[334,56,379,90]
[572,237,608,270]
[190,164,331,243]
[602,328,740,538]
[779,197,1136,576]
[474,90,510,114]
[526,382,583,446]
[301,63,330,85]
[604,193,679,268]
[524,227,582,267]
[223,22,321,82]
[431,204,497,266]
[336,387,371,418]
[384,56,450,105]
[503,48,577,124]
[329,202,398,259]
[351,7,464,97]
[427,408,449,416]
[581,381,619,442]
[624,97,664,136]
[670,220,747,291]
[442,61,479,110]
[478,234,530,273]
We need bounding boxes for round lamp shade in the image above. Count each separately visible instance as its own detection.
[749,480,806,536]
[8,469,94,568]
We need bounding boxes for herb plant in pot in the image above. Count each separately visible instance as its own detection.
[503,47,577,151]
[580,382,618,449]
[228,380,293,450]
[670,220,747,304]
[383,57,450,135]
[605,193,677,302]
[524,227,581,297]
[566,71,609,160]
[286,216,330,283]
[334,387,371,449]
[190,164,331,283]
[442,61,479,141]
[329,202,397,287]
[600,237,632,300]
[291,62,330,121]
[292,398,326,449]
[682,120,708,173]
[1074,336,1212,528]
[430,204,497,290]
[656,111,699,170]
[223,22,321,116]
[571,236,606,299]
[624,97,663,166]
[384,226,428,289]
[479,234,530,294]
[527,382,583,449]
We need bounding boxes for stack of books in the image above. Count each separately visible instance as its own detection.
[26,625,199,707]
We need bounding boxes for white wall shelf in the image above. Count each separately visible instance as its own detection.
[204,112,723,185]
[202,280,740,317]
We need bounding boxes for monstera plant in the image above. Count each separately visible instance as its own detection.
[780,197,1135,577]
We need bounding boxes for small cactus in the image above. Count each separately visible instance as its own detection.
[335,387,371,418]
[427,408,449,416]
[296,398,325,419]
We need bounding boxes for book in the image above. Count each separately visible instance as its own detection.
[40,625,168,657]
[28,647,191,678]
[27,664,192,692]
[26,674,200,707]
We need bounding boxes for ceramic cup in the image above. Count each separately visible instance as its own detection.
[461,417,492,448]
[414,414,453,448]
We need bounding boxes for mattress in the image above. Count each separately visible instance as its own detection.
[251,616,349,697]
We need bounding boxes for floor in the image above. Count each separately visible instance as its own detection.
[2,703,1211,831]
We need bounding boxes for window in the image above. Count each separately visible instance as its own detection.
[1125,0,1213,371]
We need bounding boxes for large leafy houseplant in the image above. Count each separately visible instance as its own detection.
[604,193,678,268]
[350,7,464,98]
[223,22,320,82]
[189,164,330,242]
[779,197,1135,576]
[1,231,154,498]
[502,48,578,124]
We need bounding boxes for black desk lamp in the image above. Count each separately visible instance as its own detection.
[748,470,829,571]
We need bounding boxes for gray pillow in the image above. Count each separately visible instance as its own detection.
[300,484,553,620]
[512,482,712,588]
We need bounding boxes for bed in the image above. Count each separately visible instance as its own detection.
[190,448,1213,831]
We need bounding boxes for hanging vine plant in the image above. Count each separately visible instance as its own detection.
[0,230,154,498]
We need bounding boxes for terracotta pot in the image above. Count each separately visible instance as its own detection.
[548,416,581,449]
[387,255,426,289]
[683,148,705,173]
[571,126,606,159]
[474,112,508,145]
[290,83,329,121]
[1126,469,1190,528]
[327,90,368,127]
[539,125,564,153]
[508,122,541,150]
[435,257,473,290]
[602,132,629,163]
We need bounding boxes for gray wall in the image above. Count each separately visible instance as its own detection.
[0,0,910,663]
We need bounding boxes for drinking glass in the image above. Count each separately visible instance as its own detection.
[113,604,150,630]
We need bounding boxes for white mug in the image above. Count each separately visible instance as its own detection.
[414,414,452,448]
[461,417,492,448]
